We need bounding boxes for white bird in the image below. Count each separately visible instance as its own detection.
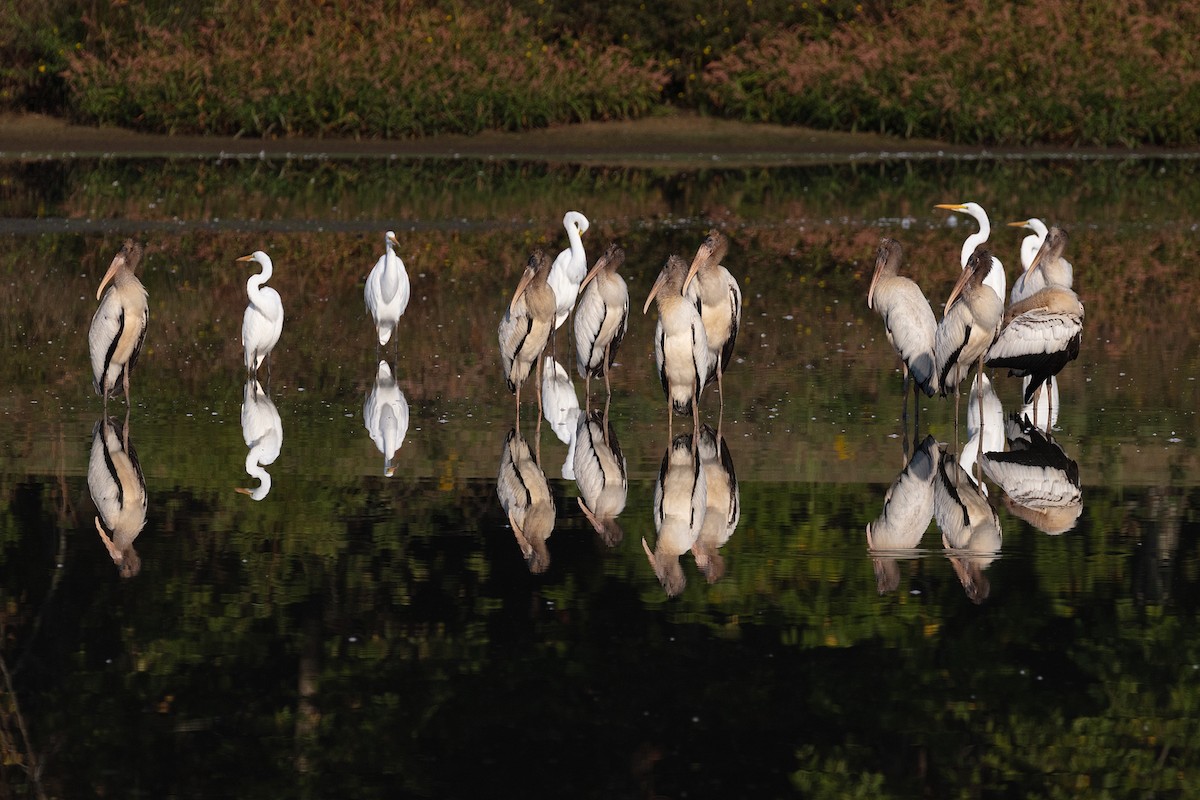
[573,410,628,547]
[235,377,282,501]
[540,355,582,479]
[866,434,938,593]
[867,237,937,402]
[958,372,1006,487]
[546,210,590,332]
[363,360,409,477]
[1009,223,1075,304]
[644,255,709,437]
[933,446,1002,604]
[364,230,410,347]
[936,201,1006,302]
[573,242,628,402]
[237,250,284,376]
[985,283,1083,411]
[1008,217,1049,272]
[499,250,556,418]
[643,432,707,598]
[934,247,1004,431]
[497,427,556,574]
[88,416,147,578]
[684,229,742,403]
[691,424,740,584]
[981,417,1082,535]
[89,239,148,410]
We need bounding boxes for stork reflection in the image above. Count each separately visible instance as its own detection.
[692,424,739,584]
[866,434,938,594]
[236,377,282,501]
[643,432,706,597]
[934,445,1002,603]
[981,415,1082,535]
[363,360,409,477]
[88,415,147,578]
[497,426,556,574]
[573,410,627,547]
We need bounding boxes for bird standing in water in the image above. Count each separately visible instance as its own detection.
[237,250,284,378]
[545,211,590,353]
[683,229,741,407]
[89,239,148,412]
[867,238,937,413]
[573,242,628,405]
[364,230,410,347]
[499,250,556,420]
[934,247,1004,436]
[644,255,709,438]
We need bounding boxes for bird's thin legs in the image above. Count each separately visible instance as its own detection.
[122,405,131,453]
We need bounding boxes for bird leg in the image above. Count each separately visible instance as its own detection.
[584,373,592,413]
[123,363,132,408]
[122,405,131,452]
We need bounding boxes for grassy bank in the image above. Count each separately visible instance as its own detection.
[3,0,1200,146]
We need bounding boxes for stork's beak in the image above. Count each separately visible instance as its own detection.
[643,269,668,314]
[579,252,609,293]
[943,256,976,315]
[95,253,125,300]
[683,240,711,296]
[508,266,537,315]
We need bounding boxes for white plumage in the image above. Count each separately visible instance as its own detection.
[981,417,1082,535]
[867,237,937,398]
[87,416,147,577]
[236,377,282,501]
[573,242,628,400]
[237,250,284,375]
[1009,224,1075,304]
[545,211,590,330]
[364,230,410,346]
[364,360,409,477]
[936,201,1007,302]
[496,427,556,573]
[933,446,1002,603]
[89,240,148,408]
[866,434,938,594]
[985,285,1083,405]
[684,229,742,398]
[642,432,707,597]
[934,247,1004,403]
[645,255,709,433]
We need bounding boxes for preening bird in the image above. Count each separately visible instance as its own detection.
[88,416,147,578]
[237,250,284,376]
[684,229,742,402]
[936,201,1006,301]
[691,424,740,584]
[985,282,1083,410]
[364,230,410,347]
[235,377,282,501]
[499,250,556,417]
[867,237,937,402]
[573,242,628,402]
[643,432,707,598]
[644,255,709,436]
[497,427,556,574]
[934,247,1004,415]
[363,360,409,477]
[89,239,148,410]
[1009,224,1074,304]
[546,211,590,333]
[573,410,628,547]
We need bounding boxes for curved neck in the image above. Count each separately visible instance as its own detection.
[566,221,585,259]
[961,224,989,268]
[247,258,273,305]
[381,241,400,298]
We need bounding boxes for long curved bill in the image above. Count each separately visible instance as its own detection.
[683,239,713,295]
[943,257,976,315]
[579,252,611,294]
[643,268,669,315]
[508,266,537,315]
[95,253,126,300]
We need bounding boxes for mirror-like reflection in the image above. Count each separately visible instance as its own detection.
[86,415,147,578]
[959,373,1005,484]
[236,377,283,500]
[982,415,1083,535]
[866,434,939,594]
[934,445,1003,604]
[496,426,556,574]
[644,432,706,597]
[363,360,409,477]
[573,410,627,547]
[692,424,740,584]
[541,355,582,480]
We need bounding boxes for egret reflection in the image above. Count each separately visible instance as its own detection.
[363,360,409,477]
[981,416,1082,535]
[934,445,1002,604]
[497,427,556,574]
[236,377,282,501]
[573,410,627,547]
[541,355,582,479]
[866,434,938,594]
[958,373,1005,487]
[692,424,739,584]
[643,432,706,598]
[87,415,147,578]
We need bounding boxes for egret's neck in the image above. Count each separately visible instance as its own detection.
[567,224,585,260]
[244,451,272,501]
[247,260,273,305]
[381,243,401,299]
[961,226,989,268]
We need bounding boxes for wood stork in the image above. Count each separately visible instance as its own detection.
[235,376,282,500]
[934,247,1004,432]
[363,360,409,477]
[933,446,1002,604]
[89,239,148,410]
[985,282,1083,411]
[643,432,707,597]
[499,250,556,419]
[237,250,284,377]
[545,210,590,343]
[691,424,739,584]
[866,434,938,594]
[364,230,410,347]
[573,410,628,547]
[573,242,628,404]
[496,427,556,574]
[683,229,742,404]
[867,237,938,405]
[88,416,147,578]
[936,201,1006,301]
[644,255,709,437]
[981,417,1082,535]
[1010,224,1074,304]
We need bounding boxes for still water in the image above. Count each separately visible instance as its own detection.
[2,151,1200,798]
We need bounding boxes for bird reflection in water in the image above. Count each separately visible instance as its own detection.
[573,410,627,547]
[541,355,582,480]
[981,415,1082,535]
[497,427,556,574]
[88,415,147,578]
[692,424,740,584]
[643,432,706,597]
[934,445,1002,604]
[363,360,409,477]
[866,434,938,594]
[236,377,282,501]
[958,373,1005,488]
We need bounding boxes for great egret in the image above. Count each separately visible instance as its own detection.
[237,250,284,376]
[546,211,590,334]
[867,237,938,403]
[936,201,1006,301]
[684,229,742,404]
[496,427,555,574]
[691,424,739,584]
[235,376,282,501]
[644,255,709,437]
[88,416,146,578]
[934,247,1004,433]
[363,360,409,477]
[1010,224,1074,303]
[499,250,556,418]
[89,239,148,410]
[642,432,707,598]
[364,230,410,347]
[573,242,628,403]
[1008,217,1048,271]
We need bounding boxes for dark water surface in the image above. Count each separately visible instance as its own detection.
[2,152,1200,798]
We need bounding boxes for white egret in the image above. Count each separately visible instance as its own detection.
[545,211,590,334]
[89,239,148,410]
[237,250,284,376]
[936,201,1006,301]
[364,230,410,347]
